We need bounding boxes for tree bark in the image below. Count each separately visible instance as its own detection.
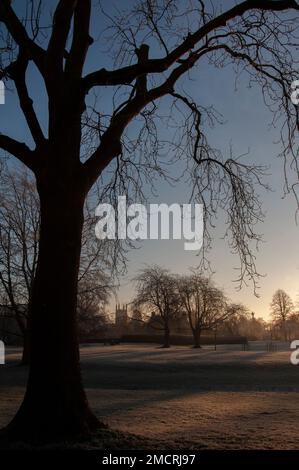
[193,328,202,348]
[162,325,170,348]
[3,181,101,442]
[284,322,288,342]
[20,328,30,366]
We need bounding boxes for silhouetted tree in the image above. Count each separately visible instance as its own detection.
[270,289,294,340]
[128,308,145,334]
[133,266,180,347]
[0,168,39,364]
[0,0,298,441]
[178,273,232,347]
[221,310,267,340]
[77,291,109,342]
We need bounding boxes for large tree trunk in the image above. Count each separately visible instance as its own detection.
[3,181,101,442]
[20,328,30,366]
[193,328,202,348]
[162,325,170,348]
[11,309,30,366]
[283,321,288,342]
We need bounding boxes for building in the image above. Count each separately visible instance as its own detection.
[115,304,128,334]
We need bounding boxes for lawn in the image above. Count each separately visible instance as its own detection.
[1,343,299,449]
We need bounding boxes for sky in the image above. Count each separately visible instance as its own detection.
[0,0,298,320]
[115,78,299,320]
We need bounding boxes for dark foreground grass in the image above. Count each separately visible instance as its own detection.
[0,427,200,450]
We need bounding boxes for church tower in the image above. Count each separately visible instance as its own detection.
[115,303,128,328]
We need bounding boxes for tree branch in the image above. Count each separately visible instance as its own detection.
[0,135,35,170]
[82,0,299,91]
[83,48,210,185]
[65,0,93,80]
[6,53,45,146]
[0,0,45,76]
[46,0,77,79]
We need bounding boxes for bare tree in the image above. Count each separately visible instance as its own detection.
[178,273,233,347]
[285,312,299,341]
[0,168,39,365]
[220,309,267,340]
[0,0,298,441]
[270,289,294,340]
[77,281,109,342]
[133,266,180,348]
[128,308,145,333]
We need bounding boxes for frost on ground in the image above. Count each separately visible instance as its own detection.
[1,343,299,449]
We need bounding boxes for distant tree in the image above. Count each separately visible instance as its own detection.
[248,315,268,340]
[221,310,267,340]
[177,273,236,347]
[0,168,39,364]
[77,287,109,342]
[133,266,180,348]
[285,312,299,341]
[221,307,249,336]
[128,308,145,333]
[270,289,293,340]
